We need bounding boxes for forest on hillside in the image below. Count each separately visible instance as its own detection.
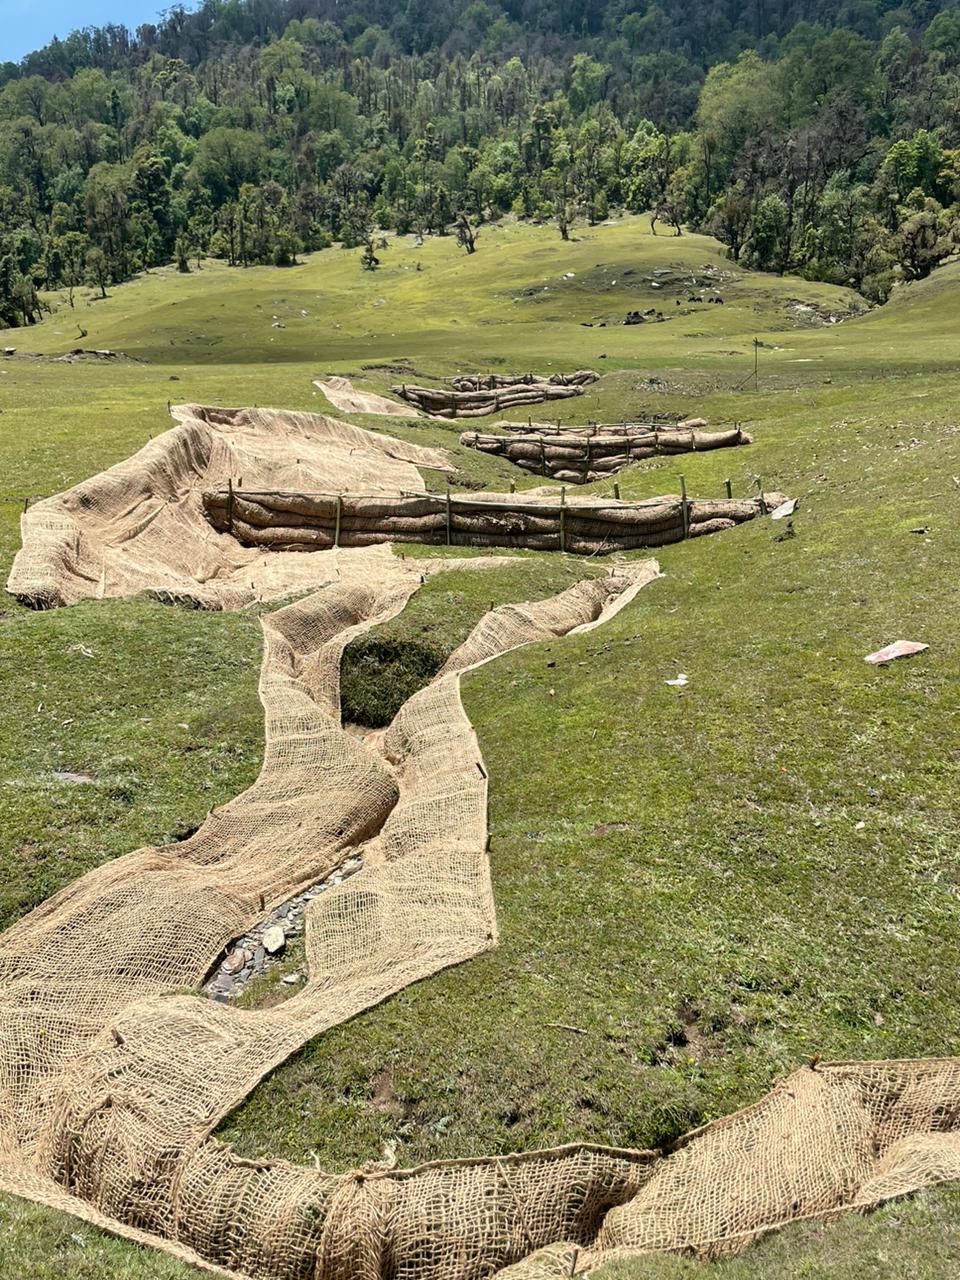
[1,0,959,327]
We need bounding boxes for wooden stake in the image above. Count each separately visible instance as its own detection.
[757,477,767,515]
[724,478,732,499]
[226,478,234,533]
[680,474,689,540]
[334,493,342,547]
[559,485,566,552]
[613,482,620,500]
[445,480,452,545]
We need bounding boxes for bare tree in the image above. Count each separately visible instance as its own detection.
[455,211,477,254]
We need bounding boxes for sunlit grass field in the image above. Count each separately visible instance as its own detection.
[2,215,960,1276]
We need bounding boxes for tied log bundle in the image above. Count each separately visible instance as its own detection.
[450,371,599,391]
[461,424,751,484]
[392,371,599,418]
[203,488,786,556]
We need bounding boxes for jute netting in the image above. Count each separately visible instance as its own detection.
[6,404,455,610]
[3,406,960,1280]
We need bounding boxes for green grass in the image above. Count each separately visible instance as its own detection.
[0,1195,199,1279]
[0,599,264,931]
[3,215,960,1274]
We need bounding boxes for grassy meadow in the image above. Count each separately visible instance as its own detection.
[2,215,960,1275]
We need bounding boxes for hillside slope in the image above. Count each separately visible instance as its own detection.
[2,219,960,1275]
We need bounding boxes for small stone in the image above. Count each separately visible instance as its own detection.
[240,967,252,980]
[281,973,302,985]
[262,924,286,954]
[253,946,265,966]
[219,976,235,994]
[221,951,246,975]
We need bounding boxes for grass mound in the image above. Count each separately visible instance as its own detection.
[341,634,445,727]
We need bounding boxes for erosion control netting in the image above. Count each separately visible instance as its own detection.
[392,371,598,418]
[3,407,960,1280]
[313,377,421,418]
[460,424,751,484]
[6,404,454,610]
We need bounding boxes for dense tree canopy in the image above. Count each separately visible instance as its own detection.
[1,0,959,325]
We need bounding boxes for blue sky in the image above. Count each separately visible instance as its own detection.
[2,0,172,63]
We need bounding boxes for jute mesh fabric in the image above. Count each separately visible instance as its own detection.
[313,378,420,418]
[4,410,960,1278]
[0,527,660,1278]
[6,404,453,609]
[498,1059,960,1277]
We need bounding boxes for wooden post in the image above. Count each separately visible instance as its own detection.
[757,477,767,515]
[613,482,620,500]
[445,481,452,546]
[334,493,342,547]
[559,486,566,552]
[680,474,689,540]
[540,437,546,476]
[22,496,29,513]
[226,477,234,533]
[724,478,732,499]
[509,479,515,493]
